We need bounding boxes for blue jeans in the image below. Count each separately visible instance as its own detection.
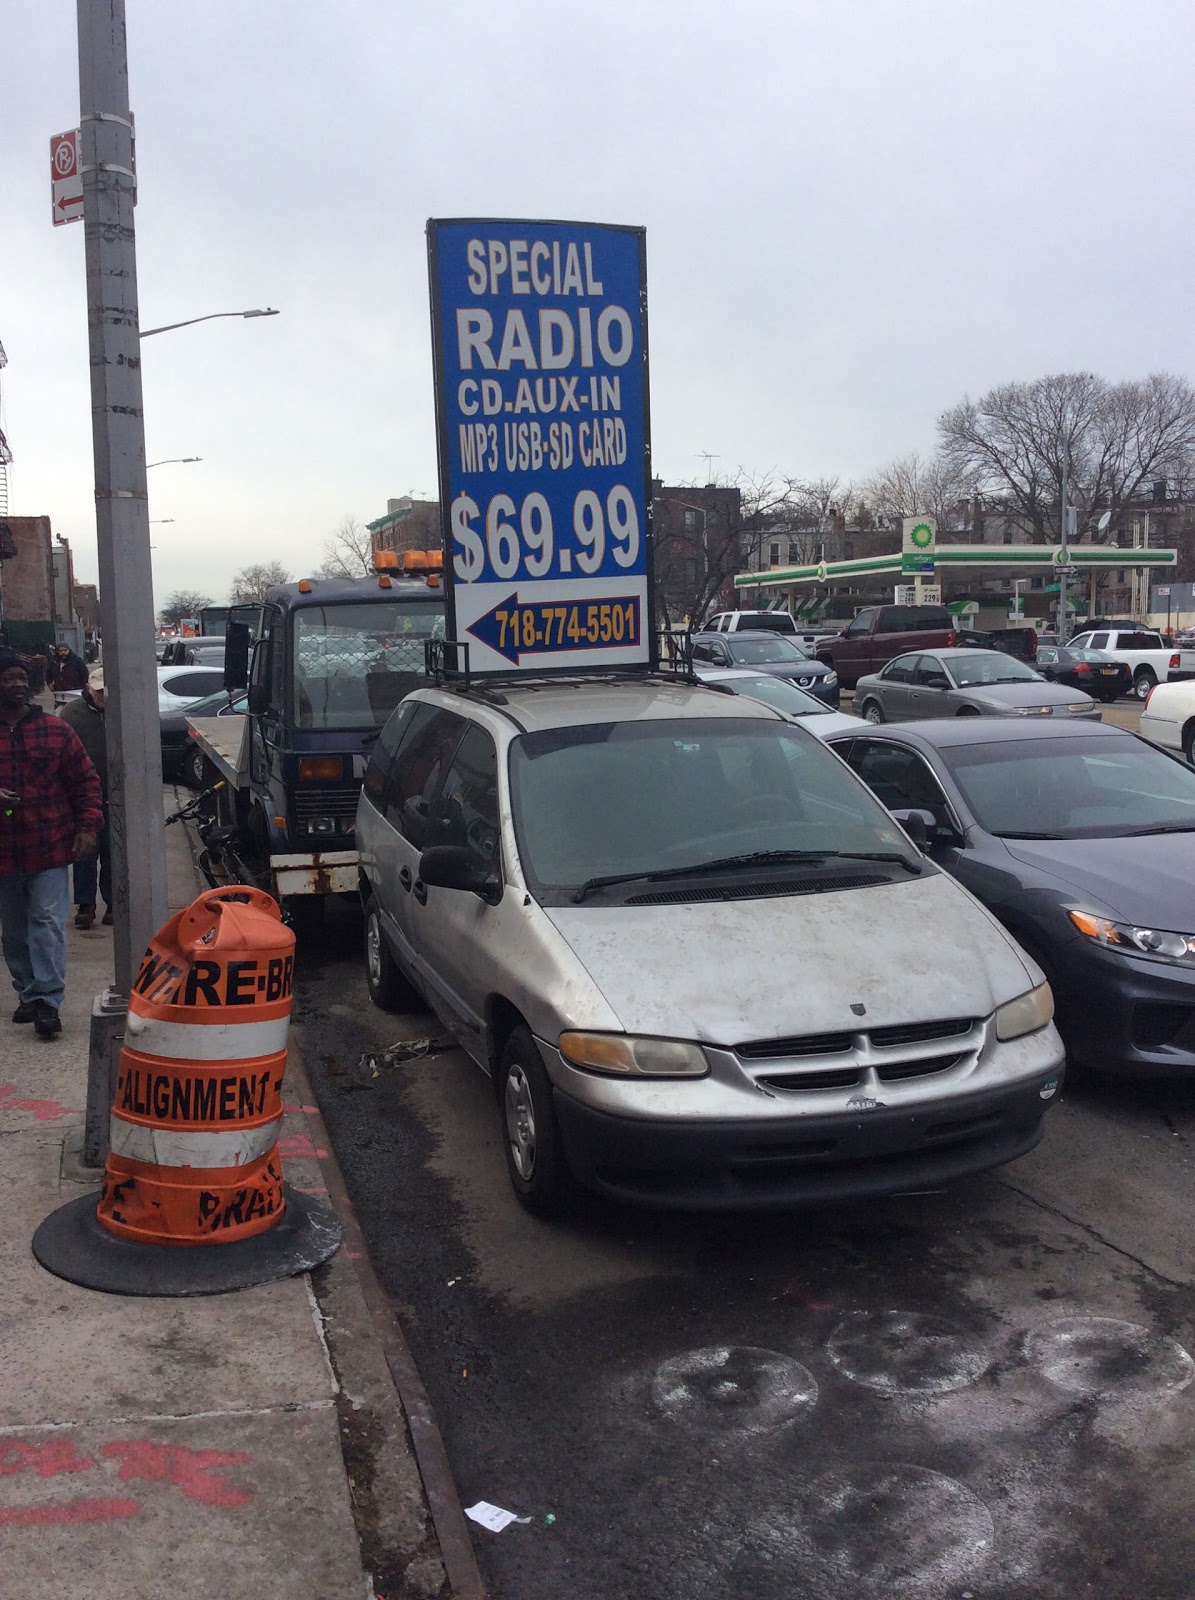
[73,812,111,910]
[0,867,70,1010]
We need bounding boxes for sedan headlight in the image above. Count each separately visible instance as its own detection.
[995,983,1054,1040]
[1066,702,1093,715]
[1009,705,1053,716]
[558,1032,709,1077]
[822,671,838,688]
[1069,910,1195,966]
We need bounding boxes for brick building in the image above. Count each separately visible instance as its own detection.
[651,480,743,625]
[0,515,56,649]
[367,497,442,560]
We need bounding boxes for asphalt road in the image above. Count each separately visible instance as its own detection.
[293,846,1195,1600]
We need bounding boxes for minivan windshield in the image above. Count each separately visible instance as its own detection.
[293,601,444,730]
[509,717,917,899]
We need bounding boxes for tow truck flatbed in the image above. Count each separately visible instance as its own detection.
[186,714,249,787]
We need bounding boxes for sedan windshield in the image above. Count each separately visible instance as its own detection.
[947,653,1042,688]
[943,735,1195,839]
[727,636,808,665]
[509,717,915,897]
[718,675,830,717]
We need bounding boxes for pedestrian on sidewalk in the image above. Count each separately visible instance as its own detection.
[58,673,112,929]
[0,648,103,1038]
[46,643,89,693]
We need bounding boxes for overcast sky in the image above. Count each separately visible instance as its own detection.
[4,0,1192,606]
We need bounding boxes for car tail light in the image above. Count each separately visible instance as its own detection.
[1170,652,1181,669]
[946,630,957,646]
[1075,662,1091,674]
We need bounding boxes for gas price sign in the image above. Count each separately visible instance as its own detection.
[428,218,653,674]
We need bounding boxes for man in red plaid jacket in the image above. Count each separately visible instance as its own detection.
[0,648,103,1038]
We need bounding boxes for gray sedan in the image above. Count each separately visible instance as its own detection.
[854,648,1099,724]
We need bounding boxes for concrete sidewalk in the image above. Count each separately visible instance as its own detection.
[0,804,452,1599]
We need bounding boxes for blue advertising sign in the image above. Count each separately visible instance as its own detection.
[427,219,653,673]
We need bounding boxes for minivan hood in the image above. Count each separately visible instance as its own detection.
[1002,832,1195,930]
[543,874,1033,1045]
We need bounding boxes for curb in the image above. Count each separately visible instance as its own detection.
[287,1032,486,1600]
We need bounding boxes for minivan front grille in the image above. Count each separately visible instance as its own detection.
[739,1018,976,1061]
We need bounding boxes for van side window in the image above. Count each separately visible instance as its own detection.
[386,705,467,847]
[361,701,419,812]
[426,725,500,873]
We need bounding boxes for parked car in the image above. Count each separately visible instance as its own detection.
[157,665,229,774]
[1139,681,1195,763]
[704,609,800,636]
[813,604,958,688]
[954,626,1039,662]
[829,718,1195,1079]
[1066,627,1195,701]
[356,679,1062,1215]
[692,666,867,738]
[690,631,839,705]
[854,649,1099,724]
[161,686,247,786]
[1034,645,1131,703]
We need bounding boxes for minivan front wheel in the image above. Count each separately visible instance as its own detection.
[499,1025,574,1216]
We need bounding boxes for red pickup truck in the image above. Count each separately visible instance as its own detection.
[814,604,958,688]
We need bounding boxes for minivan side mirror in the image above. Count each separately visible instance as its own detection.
[419,845,501,903]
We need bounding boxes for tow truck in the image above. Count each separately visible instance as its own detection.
[185,550,445,924]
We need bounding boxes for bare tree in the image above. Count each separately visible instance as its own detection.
[316,514,374,578]
[938,372,1195,540]
[858,451,975,531]
[158,589,213,626]
[229,561,291,603]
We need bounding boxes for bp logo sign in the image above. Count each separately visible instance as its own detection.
[909,522,934,549]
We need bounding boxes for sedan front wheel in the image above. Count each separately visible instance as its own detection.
[861,699,884,724]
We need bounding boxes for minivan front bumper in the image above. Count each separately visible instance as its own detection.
[548,1070,1062,1211]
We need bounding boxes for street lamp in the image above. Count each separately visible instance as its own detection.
[140,308,279,338]
[146,457,201,469]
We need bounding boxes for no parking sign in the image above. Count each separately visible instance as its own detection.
[427,218,655,675]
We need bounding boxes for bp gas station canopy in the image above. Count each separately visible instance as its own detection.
[734,541,1177,598]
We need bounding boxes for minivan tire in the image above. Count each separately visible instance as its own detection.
[499,1025,574,1216]
[364,896,418,1011]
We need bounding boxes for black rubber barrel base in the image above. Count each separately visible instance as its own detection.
[31,1185,344,1297]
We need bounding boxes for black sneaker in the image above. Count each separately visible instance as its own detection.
[75,904,96,930]
[33,1001,61,1038]
[12,1001,36,1024]
[102,908,113,926]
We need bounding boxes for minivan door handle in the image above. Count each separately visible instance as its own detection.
[413,879,428,906]
[399,866,412,892]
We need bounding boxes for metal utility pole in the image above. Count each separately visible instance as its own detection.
[78,0,168,1162]
[1068,467,1075,643]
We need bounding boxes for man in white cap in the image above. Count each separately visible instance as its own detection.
[58,672,111,929]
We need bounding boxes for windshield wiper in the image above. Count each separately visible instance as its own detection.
[994,830,1060,839]
[572,848,920,903]
[1113,822,1195,837]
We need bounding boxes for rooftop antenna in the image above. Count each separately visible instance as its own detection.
[698,452,719,485]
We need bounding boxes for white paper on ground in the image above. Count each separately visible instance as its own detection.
[464,1501,530,1532]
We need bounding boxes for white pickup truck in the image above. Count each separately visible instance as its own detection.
[1067,627,1195,701]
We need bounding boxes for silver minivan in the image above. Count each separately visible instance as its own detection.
[356,678,1063,1214]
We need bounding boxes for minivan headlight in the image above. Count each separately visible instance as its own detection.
[994,983,1054,1040]
[558,1032,709,1077]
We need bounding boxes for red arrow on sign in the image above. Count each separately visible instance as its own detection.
[56,194,83,213]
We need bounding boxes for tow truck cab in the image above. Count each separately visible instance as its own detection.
[223,550,445,900]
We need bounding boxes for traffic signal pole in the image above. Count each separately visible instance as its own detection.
[78,0,168,1163]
